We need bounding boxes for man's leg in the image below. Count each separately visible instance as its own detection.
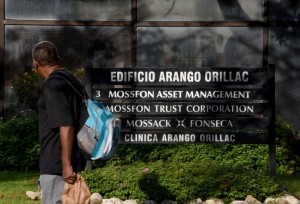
[40,175,65,204]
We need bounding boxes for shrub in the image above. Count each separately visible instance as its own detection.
[82,160,281,204]
[96,143,268,174]
[0,114,39,171]
[275,116,300,175]
[6,69,43,117]
[6,67,84,118]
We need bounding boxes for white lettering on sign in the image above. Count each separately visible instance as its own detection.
[126,119,171,128]
[158,71,201,82]
[162,134,196,142]
[111,71,155,82]
[199,134,236,142]
[110,70,250,83]
[204,71,249,82]
[125,134,158,142]
[106,105,151,113]
[154,104,183,113]
[190,120,233,128]
[109,90,155,99]
[186,105,254,113]
[101,90,252,99]
[185,90,251,99]
[156,90,183,99]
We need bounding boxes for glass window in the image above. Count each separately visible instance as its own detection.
[5,25,131,77]
[269,0,300,21]
[269,27,300,130]
[138,0,263,21]
[269,27,300,80]
[5,0,131,21]
[137,27,263,68]
[4,25,131,115]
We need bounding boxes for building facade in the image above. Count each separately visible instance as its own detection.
[0,0,299,131]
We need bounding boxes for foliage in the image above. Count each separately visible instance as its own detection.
[6,67,85,118]
[82,160,281,204]
[0,114,39,171]
[6,69,43,117]
[1,67,84,170]
[95,143,278,175]
[275,115,300,175]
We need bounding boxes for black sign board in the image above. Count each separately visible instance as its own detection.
[90,67,274,146]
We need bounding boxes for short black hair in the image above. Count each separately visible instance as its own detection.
[32,41,60,66]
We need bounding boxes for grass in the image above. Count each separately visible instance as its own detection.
[0,171,300,203]
[275,174,300,197]
[0,171,40,204]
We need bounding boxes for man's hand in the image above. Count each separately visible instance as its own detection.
[63,164,77,184]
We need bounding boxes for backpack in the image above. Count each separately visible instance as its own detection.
[48,70,121,161]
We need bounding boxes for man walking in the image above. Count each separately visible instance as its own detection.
[32,41,87,203]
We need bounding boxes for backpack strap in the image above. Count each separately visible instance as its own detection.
[47,70,89,100]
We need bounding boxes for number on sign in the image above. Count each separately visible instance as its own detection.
[96,90,101,97]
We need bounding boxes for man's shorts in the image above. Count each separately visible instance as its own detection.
[40,174,65,204]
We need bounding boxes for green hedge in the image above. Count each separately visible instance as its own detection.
[0,114,39,171]
[275,116,300,175]
[82,160,281,204]
[103,144,269,171]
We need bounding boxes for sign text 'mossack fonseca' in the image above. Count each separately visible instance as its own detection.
[121,117,269,129]
[91,67,271,144]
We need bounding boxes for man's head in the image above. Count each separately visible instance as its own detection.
[32,41,60,68]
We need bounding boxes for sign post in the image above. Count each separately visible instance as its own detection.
[268,65,276,177]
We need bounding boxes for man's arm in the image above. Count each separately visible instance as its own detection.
[60,126,77,184]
